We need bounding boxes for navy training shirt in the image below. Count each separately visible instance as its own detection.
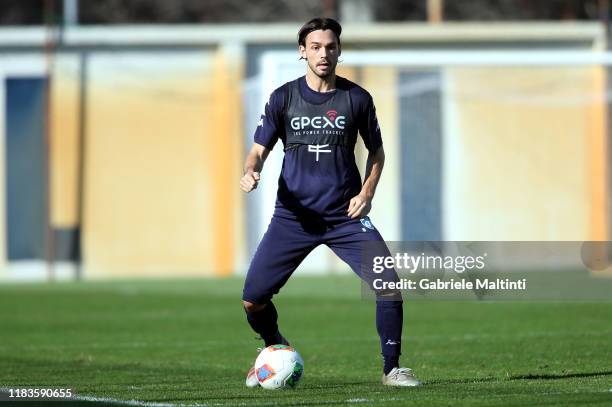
[254,75,382,222]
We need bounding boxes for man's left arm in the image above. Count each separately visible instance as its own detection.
[347,146,385,219]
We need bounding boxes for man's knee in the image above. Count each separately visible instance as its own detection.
[243,300,267,313]
[376,290,403,303]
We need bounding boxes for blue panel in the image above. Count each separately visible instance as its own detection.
[399,71,443,241]
[5,77,47,260]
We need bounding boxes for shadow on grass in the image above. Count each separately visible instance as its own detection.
[426,377,497,385]
[508,370,612,381]
[428,370,612,385]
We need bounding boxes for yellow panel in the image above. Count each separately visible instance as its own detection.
[50,56,80,227]
[84,53,215,278]
[445,67,597,240]
[336,66,356,81]
[209,46,243,276]
[587,67,608,241]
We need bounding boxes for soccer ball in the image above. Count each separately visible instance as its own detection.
[254,344,304,389]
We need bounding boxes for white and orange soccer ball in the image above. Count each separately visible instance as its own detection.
[254,344,304,389]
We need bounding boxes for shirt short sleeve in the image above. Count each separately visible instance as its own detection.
[253,87,285,150]
[358,94,383,153]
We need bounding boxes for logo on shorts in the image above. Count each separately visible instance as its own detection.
[360,217,375,230]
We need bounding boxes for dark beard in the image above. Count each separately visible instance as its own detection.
[310,62,336,79]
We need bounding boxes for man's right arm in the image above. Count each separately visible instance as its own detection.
[240,143,270,193]
[241,84,285,193]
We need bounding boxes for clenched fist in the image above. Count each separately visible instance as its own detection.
[240,171,260,193]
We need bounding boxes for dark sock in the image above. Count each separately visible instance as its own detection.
[383,355,400,376]
[376,299,403,375]
[245,301,287,347]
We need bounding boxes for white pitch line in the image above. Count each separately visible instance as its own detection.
[0,389,207,407]
[72,395,184,406]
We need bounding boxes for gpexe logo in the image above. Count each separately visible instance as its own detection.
[290,109,346,131]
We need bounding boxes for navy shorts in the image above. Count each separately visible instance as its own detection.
[242,215,400,304]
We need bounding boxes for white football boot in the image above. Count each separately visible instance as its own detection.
[382,367,422,387]
[245,365,259,388]
[245,347,264,388]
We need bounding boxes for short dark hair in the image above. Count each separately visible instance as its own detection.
[298,17,342,48]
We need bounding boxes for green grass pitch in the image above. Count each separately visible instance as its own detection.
[0,275,611,406]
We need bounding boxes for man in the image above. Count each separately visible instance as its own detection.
[240,17,421,387]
